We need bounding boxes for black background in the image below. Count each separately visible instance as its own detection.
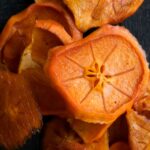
[0,0,150,150]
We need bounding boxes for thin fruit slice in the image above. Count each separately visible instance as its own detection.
[0,71,41,149]
[46,25,149,123]
[110,142,130,150]
[64,0,144,31]
[0,2,82,72]
[32,19,78,65]
[134,71,150,118]
[42,118,109,150]
[36,19,74,44]
[126,110,150,150]
[21,68,70,117]
[18,44,40,73]
[68,119,110,143]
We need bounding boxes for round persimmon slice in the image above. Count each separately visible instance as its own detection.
[46,25,149,123]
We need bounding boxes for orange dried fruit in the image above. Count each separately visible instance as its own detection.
[126,110,150,150]
[68,119,110,143]
[110,142,130,150]
[0,71,41,149]
[0,2,82,72]
[42,118,109,150]
[45,25,149,123]
[63,0,144,31]
[21,68,70,117]
[32,18,82,65]
[134,71,150,118]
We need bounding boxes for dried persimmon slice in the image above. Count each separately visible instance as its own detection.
[46,25,149,123]
[21,68,71,117]
[126,110,150,150]
[0,71,41,149]
[134,71,150,118]
[110,142,130,150]
[68,119,110,143]
[0,2,82,72]
[42,118,109,150]
[32,19,77,65]
[63,0,144,31]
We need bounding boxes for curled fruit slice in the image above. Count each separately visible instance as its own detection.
[110,142,129,150]
[21,68,70,117]
[42,118,109,150]
[32,19,81,65]
[63,0,144,31]
[46,25,149,123]
[0,71,41,149]
[69,119,110,143]
[0,2,82,72]
[134,71,150,118]
[126,110,150,150]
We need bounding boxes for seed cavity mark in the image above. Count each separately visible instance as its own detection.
[108,82,131,98]
[107,67,135,77]
[101,89,107,112]
[90,42,96,63]
[65,55,84,69]
[102,44,118,66]
[63,75,83,82]
[80,88,93,104]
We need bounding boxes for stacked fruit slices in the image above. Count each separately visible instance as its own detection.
[0,0,149,150]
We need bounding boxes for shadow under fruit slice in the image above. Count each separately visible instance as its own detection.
[63,0,144,32]
[126,110,150,150]
[0,2,82,72]
[42,118,109,150]
[46,25,149,123]
[0,71,41,149]
[110,142,130,150]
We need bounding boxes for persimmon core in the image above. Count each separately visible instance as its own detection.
[84,62,112,93]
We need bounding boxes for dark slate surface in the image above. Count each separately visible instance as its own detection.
[0,0,150,150]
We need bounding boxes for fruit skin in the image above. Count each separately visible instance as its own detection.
[45,25,149,124]
[63,0,144,32]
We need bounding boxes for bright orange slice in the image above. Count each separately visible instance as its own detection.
[0,2,82,72]
[46,25,149,123]
[126,110,150,150]
[63,0,144,31]
[42,118,109,150]
[0,70,41,149]
[110,142,130,150]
